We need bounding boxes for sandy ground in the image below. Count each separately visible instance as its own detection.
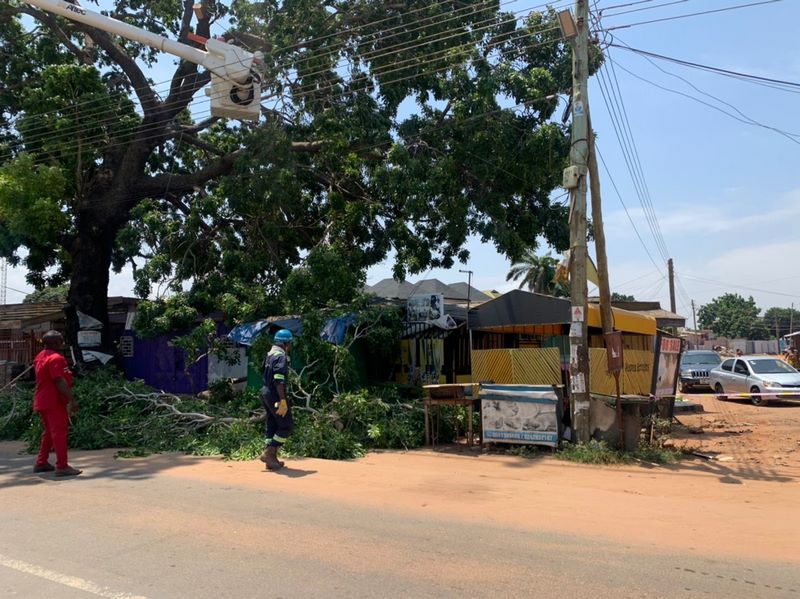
[671,391,800,472]
[5,389,799,566]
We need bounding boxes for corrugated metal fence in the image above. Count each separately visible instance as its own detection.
[471,348,562,385]
[471,346,654,395]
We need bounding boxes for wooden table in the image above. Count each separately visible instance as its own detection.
[422,384,477,447]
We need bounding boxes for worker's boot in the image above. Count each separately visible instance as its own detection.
[259,445,285,468]
[263,445,284,471]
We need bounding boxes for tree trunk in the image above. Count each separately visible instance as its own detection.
[65,217,120,363]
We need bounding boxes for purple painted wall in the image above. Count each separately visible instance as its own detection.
[120,334,208,394]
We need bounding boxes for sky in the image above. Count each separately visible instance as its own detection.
[4,0,800,324]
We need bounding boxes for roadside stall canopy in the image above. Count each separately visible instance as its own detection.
[469,290,570,332]
[587,304,657,336]
[468,289,656,336]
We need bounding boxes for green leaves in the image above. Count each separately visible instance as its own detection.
[698,293,762,340]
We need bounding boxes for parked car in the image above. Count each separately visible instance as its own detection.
[709,355,800,406]
[679,350,722,393]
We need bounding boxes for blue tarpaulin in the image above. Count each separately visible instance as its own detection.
[227,318,303,346]
[228,315,358,346]
[321,314,357,345]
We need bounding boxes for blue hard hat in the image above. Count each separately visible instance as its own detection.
[274,329,294,343]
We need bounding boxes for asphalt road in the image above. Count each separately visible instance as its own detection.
[1,444,798,599]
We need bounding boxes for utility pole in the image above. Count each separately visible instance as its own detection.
[459,269,474,354]
[563,0,591,442]
[667,258,676,314]
[791,302,794,336]
[587,115,613,336]
[691,299,697,331]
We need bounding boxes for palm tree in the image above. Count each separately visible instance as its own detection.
[506,251,568,297]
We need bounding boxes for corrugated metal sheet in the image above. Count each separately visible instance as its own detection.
[589,348,653,395]
[471,348,561,385]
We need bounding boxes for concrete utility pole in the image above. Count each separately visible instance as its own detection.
[667,258,676,314]
[691,299,697,331]
[564,0,591,442]
[791,302,794,336]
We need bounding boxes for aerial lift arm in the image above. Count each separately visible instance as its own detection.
[24,0,263,120]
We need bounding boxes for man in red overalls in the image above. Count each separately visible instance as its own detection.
[32,330,81,477]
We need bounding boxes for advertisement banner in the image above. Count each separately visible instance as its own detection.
[407,294,444,322]
[480,384,561,447]
[652,333,682,399]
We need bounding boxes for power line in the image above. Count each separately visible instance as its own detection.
[5,0,570,138]
[603,50,671,260]
[3,87,565,217]
[607,54,800,145]
[594,61,671,264]
[679,273,800,299]
[609,43,800,92]
[600,0,784,31]
[3,19,565,157]
[594,143,664,275]
[601,0,690,18]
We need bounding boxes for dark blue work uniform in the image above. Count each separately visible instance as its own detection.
[261,345,293,447]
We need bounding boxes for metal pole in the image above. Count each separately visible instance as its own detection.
[567,0,591,442]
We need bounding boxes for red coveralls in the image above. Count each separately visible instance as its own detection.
[33,349,73,470]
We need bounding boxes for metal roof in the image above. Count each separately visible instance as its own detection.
[365,278,491,303]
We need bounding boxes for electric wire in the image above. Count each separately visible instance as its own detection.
[679,273,799,299]
[595,143,664,276]
[600,0,690,18]
[0,31,566,163]
[606,50,671,260]
[607,55,800,145]
[2,17,566,155]
[4,85,565,214]
[599,0,784,31]
[609,43,800,93]
[5,0,571,135]
[598,55,670,262]
[594,65,670,265]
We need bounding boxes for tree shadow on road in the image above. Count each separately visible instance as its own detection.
[659,455,795,485]
[0,441,252,490]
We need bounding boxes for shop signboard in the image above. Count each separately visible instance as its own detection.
[652,333,682,399]
[407,294,444,322]
[480,384,562,447]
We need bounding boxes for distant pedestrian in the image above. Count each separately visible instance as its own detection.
[787,348,800,370]
[260,329,294,471]
[735,349,743,357]
[32,331,81,477]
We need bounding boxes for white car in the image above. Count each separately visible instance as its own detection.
[709,355,800,406]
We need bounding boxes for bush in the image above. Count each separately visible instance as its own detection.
[556,440,683,465]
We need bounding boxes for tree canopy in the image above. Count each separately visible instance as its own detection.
[698,293,764,340]
[0,1,580,348]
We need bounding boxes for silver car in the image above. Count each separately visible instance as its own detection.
[709,355,800,406]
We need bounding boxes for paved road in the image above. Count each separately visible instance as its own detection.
[1,444,797,599]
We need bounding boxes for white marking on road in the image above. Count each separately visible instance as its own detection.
[0,553,148,599]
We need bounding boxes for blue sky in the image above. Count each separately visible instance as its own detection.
[6,0,799,323]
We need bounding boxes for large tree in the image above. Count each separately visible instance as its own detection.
[698,293,763,339]
[0,0,576,353]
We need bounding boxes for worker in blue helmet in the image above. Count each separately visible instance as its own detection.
[259,328,294,470]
